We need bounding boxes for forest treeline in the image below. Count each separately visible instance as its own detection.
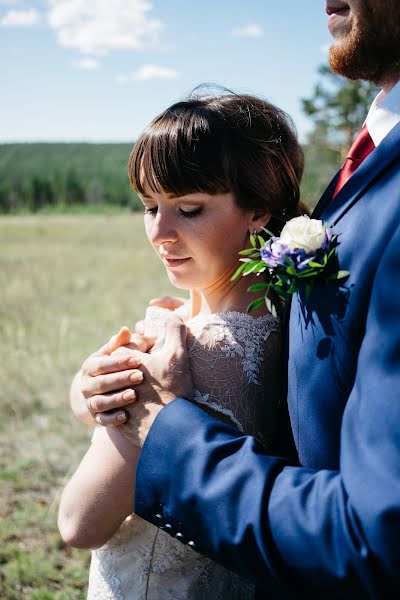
[0,141,342,214]
[0,67,377,214]
[0,143,141,214]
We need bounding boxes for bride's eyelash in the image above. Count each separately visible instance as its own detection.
[179,207,203,218]
[143,207,203,218]
[144,207,157,215]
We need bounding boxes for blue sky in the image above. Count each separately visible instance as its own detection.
[0,1,331,142]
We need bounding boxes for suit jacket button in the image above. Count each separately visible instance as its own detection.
[154,514,165,527]
[164,524,174,534]
[187,541,197,551]
[175,532,186,544]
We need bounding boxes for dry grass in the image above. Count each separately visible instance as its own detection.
[0,215,175,598]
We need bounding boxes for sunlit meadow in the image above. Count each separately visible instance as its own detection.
[0,214,176,598]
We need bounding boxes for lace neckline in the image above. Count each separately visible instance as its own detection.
[186,310,279,326]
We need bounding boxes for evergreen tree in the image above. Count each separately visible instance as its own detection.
[31,176,55,212]
[302,64,378,157]
[65,169,85,205]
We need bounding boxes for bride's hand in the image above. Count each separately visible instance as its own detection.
[120,315,194,448]
[70,327,155,427]
[78,315,194,447]
[134,295,187,335]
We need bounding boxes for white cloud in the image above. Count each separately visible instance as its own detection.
[0,8,41,27]
[46,0,163,56]
[117,64,179,83]
[74,57,100,70]
[231,24,263,38]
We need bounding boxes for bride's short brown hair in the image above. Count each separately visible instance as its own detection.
[128,90,306,234]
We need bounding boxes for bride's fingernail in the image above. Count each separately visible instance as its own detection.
[128,356,139,366]
[123,389,136,400]
[117,412,127,422]
[130,371,143,383]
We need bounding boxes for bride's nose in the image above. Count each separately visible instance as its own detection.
[149,211,178,246]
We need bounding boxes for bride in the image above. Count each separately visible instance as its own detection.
[58,90,305,599]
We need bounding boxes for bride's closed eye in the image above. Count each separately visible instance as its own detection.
[143,206,158,215]
[179,207,203,218]
[144,206,203,218]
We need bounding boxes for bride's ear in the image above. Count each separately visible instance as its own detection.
[248,210,271,235]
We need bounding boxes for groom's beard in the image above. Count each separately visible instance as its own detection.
[329,0,400,86]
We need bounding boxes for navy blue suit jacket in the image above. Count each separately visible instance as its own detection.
[135,123,400,598]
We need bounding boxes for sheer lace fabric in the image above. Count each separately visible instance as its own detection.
[87,307,281,600]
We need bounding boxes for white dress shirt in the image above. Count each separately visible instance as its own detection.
[365,80,400,147]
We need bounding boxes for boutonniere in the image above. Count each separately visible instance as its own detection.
[232,215,350,317]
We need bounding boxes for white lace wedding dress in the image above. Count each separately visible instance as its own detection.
[87,306,281,600]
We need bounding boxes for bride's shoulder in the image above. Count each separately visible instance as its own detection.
[143,305,280,349]
[187,310,280,343]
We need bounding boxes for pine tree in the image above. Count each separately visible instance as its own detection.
[302,64,378,157]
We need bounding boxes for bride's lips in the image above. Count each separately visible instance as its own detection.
[163,256,191,268]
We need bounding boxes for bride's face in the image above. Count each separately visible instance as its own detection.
[140,189,256,291]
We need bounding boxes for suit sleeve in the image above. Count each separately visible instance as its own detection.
[135,224,400,598]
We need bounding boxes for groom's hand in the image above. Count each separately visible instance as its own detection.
[120,316,194,448]
[76,327,154,427]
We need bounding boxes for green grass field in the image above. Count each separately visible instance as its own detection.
[0,215,176,599]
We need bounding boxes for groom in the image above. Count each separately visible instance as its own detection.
[92,1,400,596]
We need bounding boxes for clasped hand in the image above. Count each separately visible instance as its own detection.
[77,306,194,447]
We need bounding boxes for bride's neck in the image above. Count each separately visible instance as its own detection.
[190,267,268,317]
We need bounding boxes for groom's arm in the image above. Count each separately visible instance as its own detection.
[134,225,400,597]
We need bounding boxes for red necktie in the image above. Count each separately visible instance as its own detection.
[333,125,375,198]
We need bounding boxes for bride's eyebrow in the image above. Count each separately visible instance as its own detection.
[140,192,175,200]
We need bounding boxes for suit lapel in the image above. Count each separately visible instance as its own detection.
[311,172,340,220]
[312,122,400,226]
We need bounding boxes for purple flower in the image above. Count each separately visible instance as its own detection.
[260,225,334,275]
[261,239,289,268]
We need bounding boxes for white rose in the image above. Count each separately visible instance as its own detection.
[279,215,326,254]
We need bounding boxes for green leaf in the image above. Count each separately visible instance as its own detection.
[246,296,265,313]
[297,271,319,279]
[265,296,278,318]
[278,273,291,284]
[284,256,296,270]
[247,283,270,292]
[250,234,256,248]
[262,226,274,238]
[308,260,325,269]
[257,235,266,246]
[243,262,258,275]
[231,262,246,281]
[239,257,253,263]
[254,263,267,274]
[325,270,350,281]
[336,270,350,279]
[332,269,350,279]
[239,248,259,256]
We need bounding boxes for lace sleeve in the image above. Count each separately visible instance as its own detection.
[186,312,282,448]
